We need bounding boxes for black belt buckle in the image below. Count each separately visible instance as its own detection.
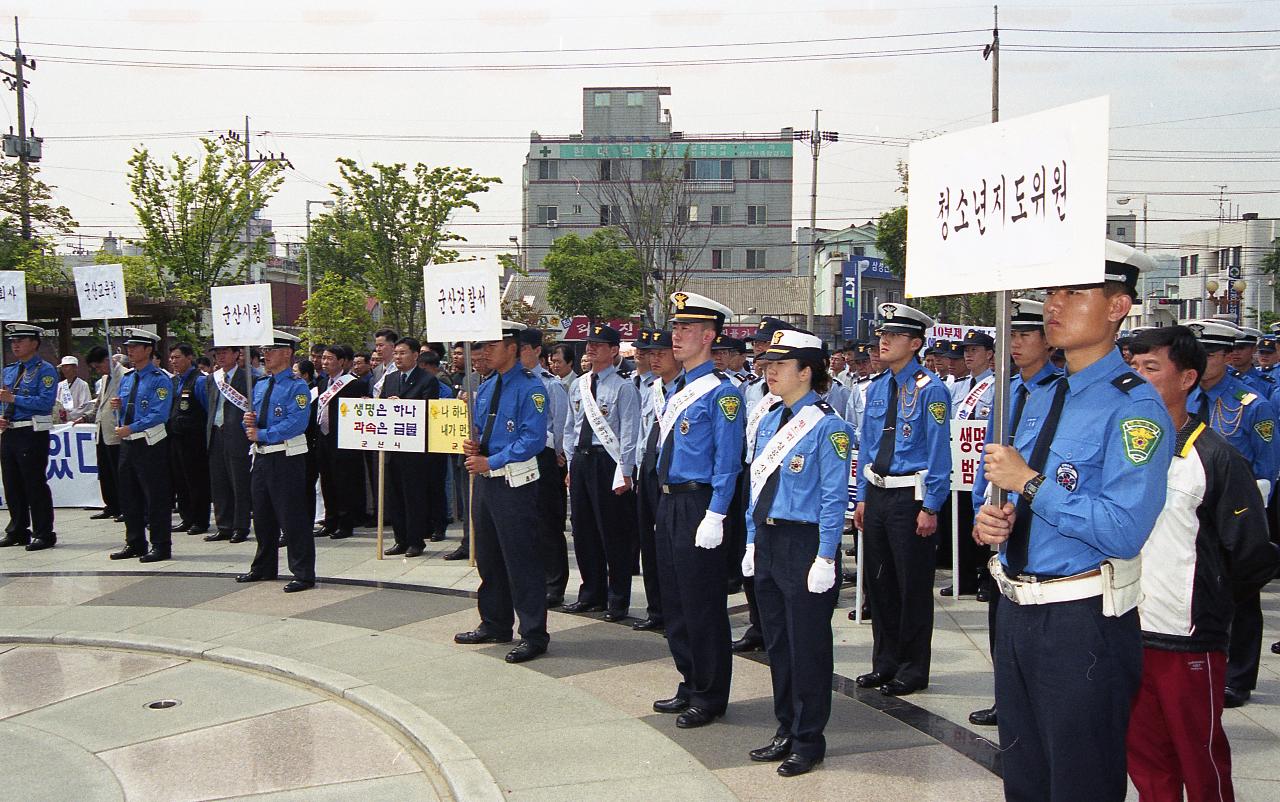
[661,481,703,495]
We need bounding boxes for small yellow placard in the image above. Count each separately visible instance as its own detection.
[428,399,470,454]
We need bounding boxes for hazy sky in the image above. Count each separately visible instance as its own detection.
[10,0,1279,263]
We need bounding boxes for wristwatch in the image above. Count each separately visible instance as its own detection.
[1022,473,1047,502]
[921,506,938,516]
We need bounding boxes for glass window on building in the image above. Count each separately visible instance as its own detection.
[746,249,767,270]
[711,205,731,225]
[711,249,730,270]
[643,160,664,182]
[626,92,644,106]
[537,160,558,180]
[1117,227,1126,237]
[747,205,767,226]
[862,288,876,313]
[853,246,865,256]
[749,159,769,180]
[685,159,734,180]
[719,160,734,180]
[1190,254,1199,275]
[600,205,611,226]
[1180,256,1187,277]
[599,160,612,181]
[677,205,698,224]
[572,204,582,215]
[594,92,611,107]
[537,206,558,224]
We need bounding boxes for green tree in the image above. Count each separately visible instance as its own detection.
[127,137,285,339]
[0,161,77,282]
[302,202,370,284]
[544,228,645,323]
[1261,242,1280,307]
[295,273,374,351]
[328,159,500,337]
[875,206,907,278]
[94,251,163,297]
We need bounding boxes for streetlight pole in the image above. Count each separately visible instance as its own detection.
[1116,194,1149,323]
[304,199,335,341]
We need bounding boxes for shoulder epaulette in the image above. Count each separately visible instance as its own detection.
[713,369,730,381]
[816,400,835,415]
[521,368,534,378]
[1235,389,1257,406]
[913,369,930,389]
[645,377,657,388]
[1111,371,1145,393]
[745,375,762,386]
[1037,372,1062,386]
[618,369,633,378]
[539,369,553,378]
[1262,374,1276,385]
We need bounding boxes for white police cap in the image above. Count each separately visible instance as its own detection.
[4,322,44,340]
[1010,298,1045,329]
[876,302,934,337]
[1235,326,1262,347]
[262,329,301,350]
[670,291,733,330]
[1186,319,1241,349]
[122,327,161,347]
[1103,240,1158,297]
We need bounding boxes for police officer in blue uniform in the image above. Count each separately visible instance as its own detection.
[942,328,997,597]
[741,329,853,777]
[455,321,551,664]
[651,292,745,729]
[1226,326,1275,399]
[633,329,680,632]
[0,323,58,550]
[854,303,951,697]
[976,241,1174,802]
[110,328,175,562]
[236,330,315,592]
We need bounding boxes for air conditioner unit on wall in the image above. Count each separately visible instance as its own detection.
[547,220,559,228]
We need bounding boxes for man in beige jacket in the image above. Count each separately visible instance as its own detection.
[84,347,124,520]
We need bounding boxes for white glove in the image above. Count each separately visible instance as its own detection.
[695,510,726,549]
[807,558,837,594]
[741,543,755,577]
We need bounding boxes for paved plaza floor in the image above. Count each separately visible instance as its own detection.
[0,509,1276,800]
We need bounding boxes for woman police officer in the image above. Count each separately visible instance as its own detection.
[740,329,854,777]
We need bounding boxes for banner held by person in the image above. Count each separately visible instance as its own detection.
[338,397,427,558]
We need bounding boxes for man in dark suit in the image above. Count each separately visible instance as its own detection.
[316,344,369,539]
[380,336,446,556]
[168,342,210,535]
[202,344,258,543]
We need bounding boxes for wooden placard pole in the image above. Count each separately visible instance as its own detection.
[376,450,386,560]
[464,342,476,568]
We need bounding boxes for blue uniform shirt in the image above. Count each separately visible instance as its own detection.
[536,367,568,455]
[1004,349,1173,576]
[475,363,548,471]
[657,359,745,516]
[1188,375,1279,493]
[248,368,311,445]
[1231,366,1274,400]
[952,367,995,420]
[972,361,1062,518]
[116,362,173,432]
[856,359,952,511]
[745,391,854,559]
[2,354,57,420]
[563,364,640,472]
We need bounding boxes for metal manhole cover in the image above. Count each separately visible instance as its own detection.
[145,699,181,710]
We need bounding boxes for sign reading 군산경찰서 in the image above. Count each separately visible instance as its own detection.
[424,262,502,343]
[338,398,427,452]
[210,284,274,347]
[905,96,1110,298]
[0,271,27,321]
[74,263,128,319]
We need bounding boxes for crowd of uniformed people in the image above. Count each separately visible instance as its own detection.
[0,237,1278,796]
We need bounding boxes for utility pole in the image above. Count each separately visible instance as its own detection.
[794,112,838,332]
[984,5,1012,507]
[219,116,291,284]
[1,17,37,241]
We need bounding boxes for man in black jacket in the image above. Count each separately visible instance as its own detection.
[1127,326,1280,801]
[380,336,445,556]
[203,344,258,543]
[316,345,369,540]
[168,343,209,535]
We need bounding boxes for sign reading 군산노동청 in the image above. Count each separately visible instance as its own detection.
[0,271,27,321]
[424,262,502,343]
[338,398,427,453]
[210,284,274,347]
[73,263,128,319]
[904,96,1109,298]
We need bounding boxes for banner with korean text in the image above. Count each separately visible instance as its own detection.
[424,262,502,343]
[73,264,128,320]
[427,399,470,454]
[951,420,988,492]
[0,424,103,509]
[0,271,28,320]
[338,398,426,453]
[211,284,274,346]
[905,96,1109,297]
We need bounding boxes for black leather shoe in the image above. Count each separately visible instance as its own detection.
[204,531,231,542]
[731,634,764,653]
[777,754,821,777]
[229,531,250,544]
[976,586,992,603]
[1272,641,1280,655]
[561,601,605,614]
[603,610,628,623]
[676,706,721,729]
[113,515,126,522]
[110,546,145,560]
[505,640,546,664]
[384,543,408,556]
[880,679,926,697]
[968,706,998,726]
[329,530,352,540]
[235,572,276,583]
[749,735,793,762]
[283,580,315,593]
[0,534,30,547]
[442,547,469,561]
[848,606,871,621]
[25,538,54,551]
[652,696,689,714]
[632,617,664,632]
[1224,686,1250,708]
[855,671,893,689]
[430,532,446,542]
[138,549,171,563]
[173,521,191,532]
[313,527,334,538]
[189,526,210,536]
[406,546,424,558]
[940,585,954,597]
[841,572,857,585]
[545,595,565,608]
[453,630,513,645]
[90,510,115,520]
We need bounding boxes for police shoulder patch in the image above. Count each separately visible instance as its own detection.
[718,395,740,421]
[928,401,947,424]
[42,375,53,388]
[1120,418,1163,466]
[1255,419,1274,443]
[295,393,307,409]
[829,430,850,461]
[156,387,168,400]
[531,392,547,414]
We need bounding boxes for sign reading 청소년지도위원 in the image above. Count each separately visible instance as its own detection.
[73,263,128,320]
[904,96,1110,298]
[0,271,28,321]
[424,262,502,343]
[210,284,274,347]
[337,398,427,453]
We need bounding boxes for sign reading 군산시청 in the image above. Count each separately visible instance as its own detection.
[74,263,128,319]
[951,420,989,492]
[905,96,1110,298]
[210,284,274,347]
[338,398,427,452]
[428,399,470,454]
[0,271,27,321]
[423,262,502,343]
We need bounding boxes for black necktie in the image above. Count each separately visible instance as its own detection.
[258,375,276,422]
[657,375,686,483]
[1005,377,1070,575]
[870,376,899,476]
[479,374,504,456]
[124,371,141,425]
[1009,384,1030,439]
[642,383,666,475]
[4,365,25,418]
[1196,392,1209,421]
[752,407,792,528]
[970,376,977,390]
[578,373,598,448]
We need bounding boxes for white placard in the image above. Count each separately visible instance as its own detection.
[338,397,427,453]
[0,424,103,509]
[0,271,27,321]
[211,284,274,347]
[951,419,988,492]
[424,261,502,342]
[74,263,128,319]
[905,96,1109,298]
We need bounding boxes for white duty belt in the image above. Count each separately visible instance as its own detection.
[484,455,540,488]
[988,554,1143,617]
[254,434,308,456]
[123,424,168,445]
